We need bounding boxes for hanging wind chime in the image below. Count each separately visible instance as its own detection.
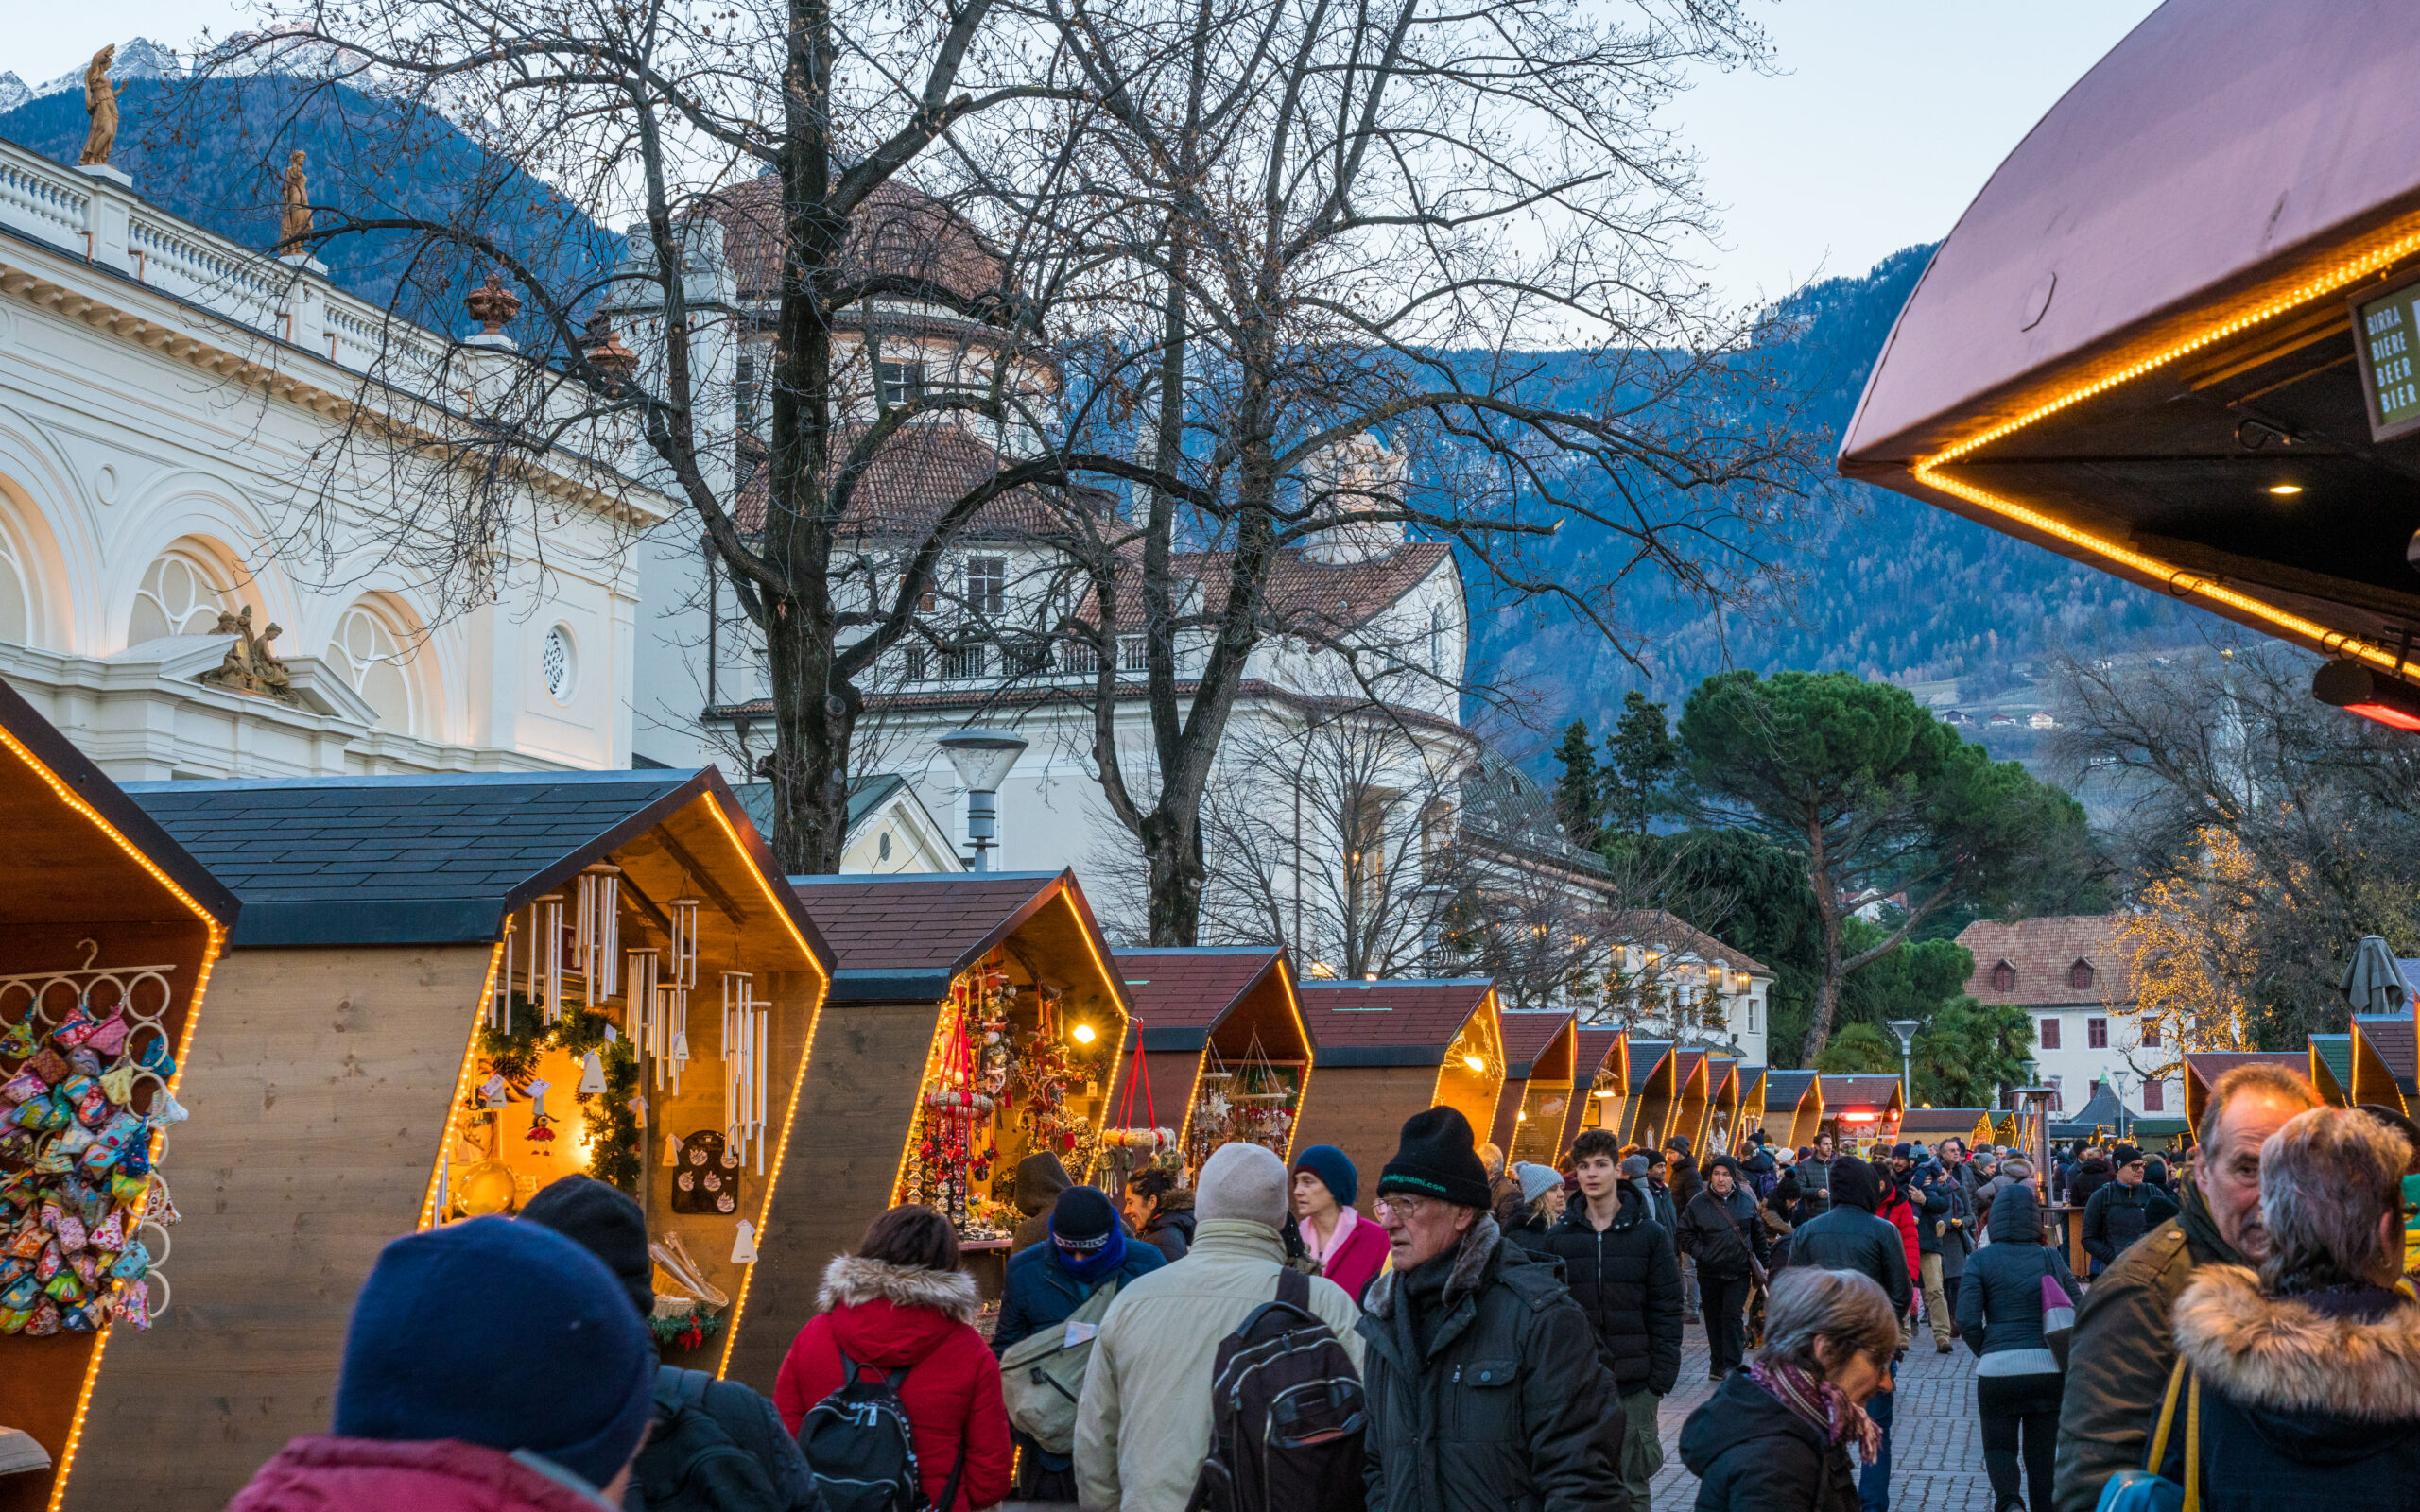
[525,894,566,1023]
[574,866,622,1006]
[720,971,769,1174]
[664,901,699,1092]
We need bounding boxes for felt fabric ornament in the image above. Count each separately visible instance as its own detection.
[73,1081,111,1129]
[110,1173,148,1211]
[81,1112,143,1177]
[5,1224,44,1261]
[83,1008,130,1058]
[34,1135,85,1175]
[48,1211,85,1255]
[49,1002,98,1048]
[43,1268,89,1305]
[98,1065,134,1108]
[0,1071,43,1105]
[110,1238,149,1282]
[0,1308,26,1334]
[119,1137,150,1177]
[23,1298,60,1336]
[0,1018,38,1058]
[0,1274,38,1311]
[8,1092,65,1132]
[31,1245,60,1283]
[66,1251,96,1287]
[131,1035,175,1080]
[731,1220,757,1264]
[143,1177,175,1225]
[117,1278,151,1331]
[89,1209,125,1255]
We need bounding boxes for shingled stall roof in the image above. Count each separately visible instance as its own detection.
[787,868,1123,1006]
[120,768,821,952]
[1114,947,1296,1052]
[1900,1108,1995,1137]
[2356,1013,2420,1098]
[1821,1075,1904,1113]
[1300,978,1495,1068]
[1576,1027,1627,1088]
[2309,1033,2355,1105]
[2182,1050,2308,1130]
[1498,1010,1577,1080]
[1765,1070,1819,1108]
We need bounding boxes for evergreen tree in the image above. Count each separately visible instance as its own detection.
[1601,691,1679,837]
[1551,719,1599,847]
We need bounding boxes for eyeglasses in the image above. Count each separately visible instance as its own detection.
[1375,1194,1434,1222]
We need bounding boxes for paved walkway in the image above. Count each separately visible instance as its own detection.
[1648,1322,1995,1510]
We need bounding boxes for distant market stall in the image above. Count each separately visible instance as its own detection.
[1763,1070,1824,1150]
[1819,1075,1905,1153]
[1560,1027,1628,1152]
[0,680,234,1512]
[1733,1066,1770,1148]
[1112,946,1312,1176]
[774,871,1129,1354]
[1620,1040,1675,1147]
[95,768,830,1504]
[1900,1108,1996,1147]
[1292,979,1504,1206]
[1492,1010,1577,1164]
[2183,1051,2306,1130]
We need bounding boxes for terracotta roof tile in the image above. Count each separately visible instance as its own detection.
[703,175,1006,305]
[1112,947,1283,1033]
[789,870,1065,973]
[1082,543,1452,638]
[1956,916,2135,1006]
[1605,910,1774,979]
[1300,978,1493,1050]
[735,424,1066,538]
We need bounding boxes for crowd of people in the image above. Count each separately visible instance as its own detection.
[215,1060,2420,1512]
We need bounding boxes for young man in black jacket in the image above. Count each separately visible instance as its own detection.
[1544,1128,1683,1512]
[1674,1155,1771,1381]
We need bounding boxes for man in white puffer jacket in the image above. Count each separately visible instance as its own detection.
[1075,1142,1365,1512]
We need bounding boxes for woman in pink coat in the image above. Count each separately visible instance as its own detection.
[1290,1144,1390,1301]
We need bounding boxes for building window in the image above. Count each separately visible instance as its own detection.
[130,547,234,644]
[0,526,26,644]
[1120,634,1147,671]
[966,557,1006,616]
[2070,959,2094,990]
[1992,961,2015,992]
[542,624,576,703]
[2087,1017,2108,1049]
[942,643,988,680]
[2143,1079,2164,1111]
[330,600,423,733]
[901,644,929,681]
[877,359,927,408]
[2142,1020,2160,1047]
[2039,1017,2061,1050]
[736,351,758,432]
[1429,606,1445,670]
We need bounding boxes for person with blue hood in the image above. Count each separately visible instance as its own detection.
[993,1183,1166,1501]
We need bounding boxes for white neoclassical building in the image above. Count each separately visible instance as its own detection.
[0,133,653,779]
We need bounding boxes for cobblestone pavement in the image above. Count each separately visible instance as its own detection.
[1649,1321,1996,1511]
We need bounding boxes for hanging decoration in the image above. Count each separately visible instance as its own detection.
[671,1129,740,1215]
[525,1078,557,1144]
[1102,1020,1175,1154]
[493,914,515,1030]
[664,902,700,1092]
[471,990,641,1195]
[525,895,566,1024]
[721,972,768,1173]
[1184,1032,1298,1165]
[574,867,622,1007]
[0,947,182,1333]
[579,1049,607,1096]
[731,1219,757,1263]
[625,948,660,1077]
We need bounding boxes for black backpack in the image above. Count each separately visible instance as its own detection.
[639,1368,788,1512]
[796,1350,965,1512]
[1185,1267,1367,1512]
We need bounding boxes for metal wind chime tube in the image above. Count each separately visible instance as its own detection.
[720,972,767,1173]
[666,900,699,1091]
[625,948,660,1086]
[493,914,515,1030]
[527,895,566,1024]
[574,866,622,1006]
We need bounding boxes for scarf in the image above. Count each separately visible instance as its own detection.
[1051,1224,1128,1284]
[1748,1357,1882,1464]
[1301,1203,1360,1265]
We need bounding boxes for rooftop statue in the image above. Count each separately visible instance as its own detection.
[78,46,118,167]
[197,605,301,706]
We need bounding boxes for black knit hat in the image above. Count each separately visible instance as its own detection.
[1049,1185,1119,1250]
[1377,1106,1493,1209]
[518,1173,652,1319]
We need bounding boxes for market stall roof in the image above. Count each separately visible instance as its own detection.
[3,677,238,930]
[1900,1108,1995,1139]
[1113,945,1299,1053]
[789,868,1122,1005]
[1628,1040,1674,1084]
[1498,1009,1578,1080]
[1765,1070,1819,1109]
[2309,1033,2355,1105]
[2356,1013,2420,1098]
[1820,1075,1904,1115]
[2182,1050,2308,1128]
[1300,978,1496,1067]
[1575,1026,1627,1089]
[123,767,808,951]
[1839,1,2420,672]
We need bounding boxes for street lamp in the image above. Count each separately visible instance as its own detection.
[935,728,1028,872]
[1886,1019,1922,1107]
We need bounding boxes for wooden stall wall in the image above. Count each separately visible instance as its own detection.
[62,943,493,1512]
[1288,1065,1439,1210]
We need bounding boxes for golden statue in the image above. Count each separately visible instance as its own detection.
[78,46,118,167]
[196,605,300,706]
[278,149,312,249]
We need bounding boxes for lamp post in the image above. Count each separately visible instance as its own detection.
[1886,1018,1922,1108]
[935,728,1028,872]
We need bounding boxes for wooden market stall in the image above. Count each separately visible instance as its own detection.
[772,871,1130,1357]
[92,766,829,1509]
[1704,1057,1740,1153]
[1668,1049,1712,1153]
[2308,1033,2355,1107]
[2352,1014,2415,1114]
[1620,1041,1675,1147]
[2182,1051,2304,1132]
[1492,1010,1577,1165]
[1562,1027,1628,1152]
[1292,979,1503,1207]
[1899,1108,1996,1148]
[1819,1075,1905,1155]
[1735,1066,1769,1148]
[1764,1070,1823,1151]
[1111,946,1312,1177]
[0,679,235,1512]
[1993,1110,2023,1148]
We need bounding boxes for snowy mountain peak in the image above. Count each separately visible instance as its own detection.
[31,37,185,99]
[0,74,28,113]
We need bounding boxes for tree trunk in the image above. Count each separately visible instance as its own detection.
[764,593,854,875]
[1142,810,1203,944]
[1799,827,1845,1063]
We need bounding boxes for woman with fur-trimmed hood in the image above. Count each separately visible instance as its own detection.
[774,1205,1012,1511]
[2156,1107,2420,1506]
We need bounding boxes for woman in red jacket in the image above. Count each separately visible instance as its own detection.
[775,1206,1011,1512]
[1872,1157,1921,1310]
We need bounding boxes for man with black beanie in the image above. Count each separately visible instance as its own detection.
[518,1175,819,1512]
[1359,1107,1626,1511]
[1785,1157,1913,1512]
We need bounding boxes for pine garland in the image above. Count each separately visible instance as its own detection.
[477,992,643,1196]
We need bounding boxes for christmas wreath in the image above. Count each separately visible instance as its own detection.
[475,994,642,1196]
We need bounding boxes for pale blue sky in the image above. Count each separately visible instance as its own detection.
[14,1,2166,303]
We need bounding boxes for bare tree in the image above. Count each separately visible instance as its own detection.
[1034,0,1824,943]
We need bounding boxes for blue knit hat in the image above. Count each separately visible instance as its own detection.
[334,1216,655,1491]
[1290,1144,1358,1210]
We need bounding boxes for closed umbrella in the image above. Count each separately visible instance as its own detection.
[2340,934,2409,1016]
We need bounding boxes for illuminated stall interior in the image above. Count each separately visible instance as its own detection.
[1564,1027,1629,1152]
[1735,1066,1768,1148]
[1620,1041,1676,1147]
[1292,980,1504,1210]
[1112,947,1311,1180]
[1492,1011,1577,1165]
[1900,1108,1995,1148]
[1841,5,2420,737]
[0,680,233,1512]
[1705,1057,1739,1153]
[2351,1015,2415,1114]
[95,768,828,1504]
[1669,1049,1711,1153]
[1993,1110,2023,1149]
[1819,1075,1905,1155]
[771,871,1129,1342]
[1763,1071,1822,1151]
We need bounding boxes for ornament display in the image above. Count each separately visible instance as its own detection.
[671,1129,741,1215]
[524,1078,557,1143]
[1184,1034,1299,1165]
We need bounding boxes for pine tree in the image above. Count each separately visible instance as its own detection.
[1602,691,1679,838]
[1551,718,1599,847]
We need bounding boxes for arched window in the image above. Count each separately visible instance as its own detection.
[1992,960,2016,991]
[0,527,28,645]
[129,548,233,644]
[2069,958,2095,990]
[329,599,423,734]
[1429,606,1445,670]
